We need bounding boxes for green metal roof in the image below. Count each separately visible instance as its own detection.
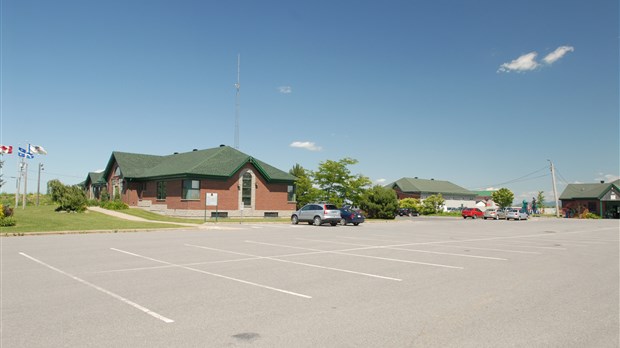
[559,180,620,200]
[387,177,476,196]
[100,146,296,183]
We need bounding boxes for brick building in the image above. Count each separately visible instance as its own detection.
[97,145,297,218]
[559,179,620,218]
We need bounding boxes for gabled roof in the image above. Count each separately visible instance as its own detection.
[89,171,105,185]
[559,180,620,200]
[387,177,476,196]
[100,145,296,183]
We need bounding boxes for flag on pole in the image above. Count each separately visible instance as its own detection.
[0,145,12,154]
[18,147,34,159]
[29,144,48,155]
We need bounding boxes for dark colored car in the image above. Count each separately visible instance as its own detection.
[397,208,419,217]
[462,208,484,219]
[339,208,365,226]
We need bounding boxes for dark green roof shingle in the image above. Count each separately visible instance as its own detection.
[388,177,476,196]
[102,146,296,183]
[559,180,620,200]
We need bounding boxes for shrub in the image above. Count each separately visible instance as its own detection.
[0,216,16,227]
[2,205,13,218]
[100,200,129,210]
[581,211,601,219]
[87,199,100,207]
[49,180,87,212]
[359,185,398,219]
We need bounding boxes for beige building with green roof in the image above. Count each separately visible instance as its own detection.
[97,145,297,218]
[388,177,478,210]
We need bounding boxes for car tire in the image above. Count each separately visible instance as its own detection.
[313,216,322,226]
[353,223,359,226]
[340,218,346,226]
[291,215,299,224]
[473,215,477,219]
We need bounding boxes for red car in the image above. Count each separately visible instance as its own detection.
[462,208,484,219]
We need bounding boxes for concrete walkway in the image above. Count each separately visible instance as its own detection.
[87,206,208,228]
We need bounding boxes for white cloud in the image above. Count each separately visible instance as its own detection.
[375,178,386,184]
[595,173,620,183]
[278,86,292,94]
[498,52,540,73]
[543,46,574,65]
[498,45,574,73]
[290,141,322,151]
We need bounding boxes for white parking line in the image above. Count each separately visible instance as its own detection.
[478,243,567,250]
[245,241,463,270]
[19,252,174,323]
[437,245,541,254]
[336,237,508,260]
[110,248,311,299]
[185,244,402,281]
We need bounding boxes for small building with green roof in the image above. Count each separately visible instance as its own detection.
[82,171,106,200]
[559,179,620,218]
[98,145,297,218]
[387,177,478,210]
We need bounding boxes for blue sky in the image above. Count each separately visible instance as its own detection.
[2,0,618,203]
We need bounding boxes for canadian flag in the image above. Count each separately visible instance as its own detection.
[0,145,13,154]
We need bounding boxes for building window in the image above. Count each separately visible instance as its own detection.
[288,185,296,202]
[182,180,200,200]
[242,172,252,206]
[157,181,166,200]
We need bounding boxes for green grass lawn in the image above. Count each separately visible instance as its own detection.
[1,205,187,234]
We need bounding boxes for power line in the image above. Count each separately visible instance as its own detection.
[476,166,548,189]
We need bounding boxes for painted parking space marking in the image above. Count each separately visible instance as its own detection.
[337,237,509,260]
[245,241,464,269]
[185,244,402,281]
[110,248,312,299]
[19,252,174,323]
[436,245,541,254]
[477,243,567,250]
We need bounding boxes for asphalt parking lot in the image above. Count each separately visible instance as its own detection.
[1,218,618,347]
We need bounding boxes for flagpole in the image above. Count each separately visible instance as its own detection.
[22,161,28,209]
[16,159,22,207]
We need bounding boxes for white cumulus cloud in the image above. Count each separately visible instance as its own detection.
[498,45,574,73]
[375,178,386,184]
[290,141,322,151]
[543,46,575,64]
[498,52,540,73]
[278,86,292,94]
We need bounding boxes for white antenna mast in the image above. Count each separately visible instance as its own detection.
[234,54,240,149]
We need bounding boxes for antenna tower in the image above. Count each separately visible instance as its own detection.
[234,54,240,149]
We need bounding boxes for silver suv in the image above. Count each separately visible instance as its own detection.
[291,203,341,226]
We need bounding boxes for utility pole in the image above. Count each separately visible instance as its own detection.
[548,160,560,218]
[37,163,44,206]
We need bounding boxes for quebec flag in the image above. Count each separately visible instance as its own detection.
[18,147,34,159]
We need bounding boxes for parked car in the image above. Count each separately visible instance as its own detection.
[397,208,419,216]
[339,208,365,226]
[496,208,508,219]
[505,208,528,220]
[462,208,484,219]
[291,203,341,226]
[483,209,499,220]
